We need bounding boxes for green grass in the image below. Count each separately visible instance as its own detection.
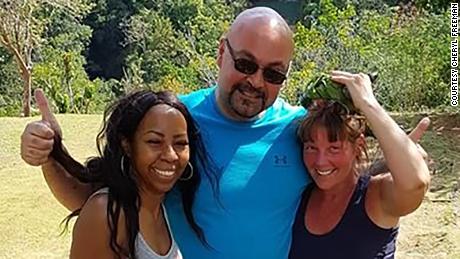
[0,115,101,258]
[0,113,459,258]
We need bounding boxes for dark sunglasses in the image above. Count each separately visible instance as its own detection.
[224,38,288,85]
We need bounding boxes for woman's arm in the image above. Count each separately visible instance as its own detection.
[363,105,430,216]
[331,71,430,217]
[367,118,430,176]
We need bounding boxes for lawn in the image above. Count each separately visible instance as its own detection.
[0,115,101,258]
[0,113,459,258]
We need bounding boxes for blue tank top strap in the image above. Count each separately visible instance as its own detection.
[356,174,371,193]
[348,174,371,209]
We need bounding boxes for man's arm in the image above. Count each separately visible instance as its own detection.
[20,89,95,211]
[42,159,94,211]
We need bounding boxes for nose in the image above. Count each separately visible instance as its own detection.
[247,68,265,89]
[161,145,179,162]
[315,151,329,167]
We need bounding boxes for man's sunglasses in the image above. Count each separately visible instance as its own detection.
[224,38,287,85]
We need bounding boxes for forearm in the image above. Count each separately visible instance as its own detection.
[42,158,95,211]
[361,102,430,191]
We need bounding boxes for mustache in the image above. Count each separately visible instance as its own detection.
[234,82,265,98]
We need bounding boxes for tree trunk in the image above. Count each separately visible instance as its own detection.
[22,69,31,117]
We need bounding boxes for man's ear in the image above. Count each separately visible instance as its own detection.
[121,138,131,157]
[217,37,226,68]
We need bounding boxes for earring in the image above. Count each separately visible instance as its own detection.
[180,162,194,181]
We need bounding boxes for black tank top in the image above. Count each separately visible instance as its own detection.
[289,175,398,259]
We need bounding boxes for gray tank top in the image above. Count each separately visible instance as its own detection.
[88,188,183,259]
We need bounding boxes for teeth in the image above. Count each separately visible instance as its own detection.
[316,169,334,176]
[154,169,175,177]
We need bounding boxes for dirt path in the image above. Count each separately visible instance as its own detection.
[391,112,460,259]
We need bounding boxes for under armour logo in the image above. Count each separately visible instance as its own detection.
[274,155,288,166]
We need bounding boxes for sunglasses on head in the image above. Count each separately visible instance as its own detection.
[224,38,288,85]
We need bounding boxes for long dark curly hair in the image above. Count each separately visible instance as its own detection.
[51,90,217,258]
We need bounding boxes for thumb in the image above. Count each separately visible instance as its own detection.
[408,117,430,142]
[35,89,62,136]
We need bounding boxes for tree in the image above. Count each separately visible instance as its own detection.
[122,0,246,94]
[286,0,450,110]
[0,48,22,116]
[0,0,92,116]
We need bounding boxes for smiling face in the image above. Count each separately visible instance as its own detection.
[215,9,294,121]
[127,104,190,195]
[303,125,359,190]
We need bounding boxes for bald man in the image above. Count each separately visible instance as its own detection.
[165,7,308,258]
[21,7,309,258]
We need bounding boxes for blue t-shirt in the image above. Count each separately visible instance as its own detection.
[165,86,310,259]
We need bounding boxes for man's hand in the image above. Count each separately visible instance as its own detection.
[408,117,430,164]
[368,117,431,175]
[20,89,62,166]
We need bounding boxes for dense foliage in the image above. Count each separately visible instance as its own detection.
[286,0,450,111]
[0,0,452,116]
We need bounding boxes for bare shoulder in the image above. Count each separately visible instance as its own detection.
[75,192,111,232]
[70,192,128,259]
[365,174,399,229]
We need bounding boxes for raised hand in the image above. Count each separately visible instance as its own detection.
[20,89,62,166]
[408,117,431,164]
[330,70,378,111]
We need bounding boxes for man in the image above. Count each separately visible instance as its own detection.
[20,7,428,259]
[22,7,307,258]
